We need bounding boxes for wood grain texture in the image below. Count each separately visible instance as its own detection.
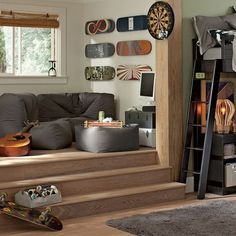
[156,0,183,181]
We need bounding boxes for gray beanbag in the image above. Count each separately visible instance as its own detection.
[75,124,139,153]
[30,119,72,150]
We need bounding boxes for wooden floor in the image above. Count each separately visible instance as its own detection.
[1,193,236,236]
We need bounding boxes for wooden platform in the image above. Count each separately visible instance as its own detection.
[0,144,185,228]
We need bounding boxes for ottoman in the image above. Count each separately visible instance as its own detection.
[75,124,139,153]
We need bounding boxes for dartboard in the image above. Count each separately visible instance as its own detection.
[147,1,175,40]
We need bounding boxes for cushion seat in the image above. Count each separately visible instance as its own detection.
[75,124,139,153]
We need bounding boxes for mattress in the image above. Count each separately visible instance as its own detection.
[203,47,221,60]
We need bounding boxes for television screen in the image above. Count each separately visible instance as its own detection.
[140,72,155,98]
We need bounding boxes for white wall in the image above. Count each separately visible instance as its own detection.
[0,0,86,94]
[82,0,156,120]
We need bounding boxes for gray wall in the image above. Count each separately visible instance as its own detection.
[182,0,235,119]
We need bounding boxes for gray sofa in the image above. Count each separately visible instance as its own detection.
[0,92,115,150]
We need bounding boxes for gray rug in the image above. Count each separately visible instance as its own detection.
[107,200,236,236]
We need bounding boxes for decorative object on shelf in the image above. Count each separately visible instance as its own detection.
[85,43,115,58]
[15,185,62,208]
[117,65,152,80]
[147,1,175,40]
[116,15,148,32]
[48,60,57,77]
[85,66,115,81]
[85,19,115,35]
[98,111,105,122]
[215,99,235,134]
[84,120,123,128]
[116,40,152,56]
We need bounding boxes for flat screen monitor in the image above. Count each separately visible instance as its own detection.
[140,71,156,99]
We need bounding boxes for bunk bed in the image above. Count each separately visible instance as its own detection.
[180,11,236,199]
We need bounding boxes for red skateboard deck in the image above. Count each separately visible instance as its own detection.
[116,40,152,56]
[117,65,152,80]
[85,19,115,35]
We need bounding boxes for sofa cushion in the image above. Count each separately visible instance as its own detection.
[0,94,27,138]
[30,119,72,150]
[75,124,139,153]
[37,94,76,122]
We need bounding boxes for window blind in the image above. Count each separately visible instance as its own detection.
[0,10,59,28]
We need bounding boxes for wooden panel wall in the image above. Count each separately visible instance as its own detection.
[155,0,183,181]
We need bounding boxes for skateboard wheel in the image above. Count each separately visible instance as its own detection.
[39,214,46,222]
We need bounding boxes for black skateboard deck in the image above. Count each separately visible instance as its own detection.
[0,194,62,231]
[85,66,115,81]
[116,15,148,32]
[85,19,115,35]
[85,43,115,58]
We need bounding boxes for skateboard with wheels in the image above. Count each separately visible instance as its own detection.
[116,40,152,56]
[117,65,152,80]
[85,66,115,81]
[0,193,63,231]
[116,15,148,32]
[85,43,115,58]
[85,19,115,35]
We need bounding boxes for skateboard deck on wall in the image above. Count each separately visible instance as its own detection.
[117,65,152,80]
[85,43,115,58]
[85,19,115,35]
[116,15,148,32]
[85,66,115,81]
[116,40,152,56]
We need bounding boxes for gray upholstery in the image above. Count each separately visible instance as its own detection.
[75,124,139,153]
[0,92,115,150]
[30,119,72,150]
[193,14,236,54]
[0,94,27,138]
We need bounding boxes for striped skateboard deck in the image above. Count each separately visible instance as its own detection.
[85,66,115,81]
[117,65,152,80]
[116,40,152,56]
[85,43,115,58]
[116,15,148,32]
[85,19,115,35]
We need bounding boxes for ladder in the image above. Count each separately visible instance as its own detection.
[180,59,221,199]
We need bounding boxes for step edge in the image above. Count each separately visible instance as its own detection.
[55,182,186,205]
[0,149,157,167]
[0,165,171,190]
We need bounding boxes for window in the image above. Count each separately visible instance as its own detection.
[0,4,66,79]
[0,26,56,75]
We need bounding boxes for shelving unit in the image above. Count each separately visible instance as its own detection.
[207,133,236,195]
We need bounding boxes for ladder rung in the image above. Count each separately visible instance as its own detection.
[184,170,200,175]
[191,101,208,104]
[188,123,206,127]
[185,147,203,151]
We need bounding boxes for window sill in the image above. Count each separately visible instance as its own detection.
[0,76,68,84]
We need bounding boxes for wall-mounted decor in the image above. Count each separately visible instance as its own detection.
[116,15,148,32]
[116,40,152,56]
[85,19,115,35]
[147,1,175,40]
[117,65,152,80]
[85,43,115,58]
[85,66,115,81]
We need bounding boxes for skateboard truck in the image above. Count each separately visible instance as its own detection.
[39,207,52,223]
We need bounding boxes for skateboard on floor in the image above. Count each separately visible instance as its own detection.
[85,43,115,58]
[85,19,115,35]
[117,65,152,80]
[0,193,63,231]
[85,66,115,81]
[116,40,152,56]
[116,15,148,32]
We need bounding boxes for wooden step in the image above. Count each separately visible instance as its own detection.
[52,182,185,219]
[0,165,171,199]
[0,146,157,182]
